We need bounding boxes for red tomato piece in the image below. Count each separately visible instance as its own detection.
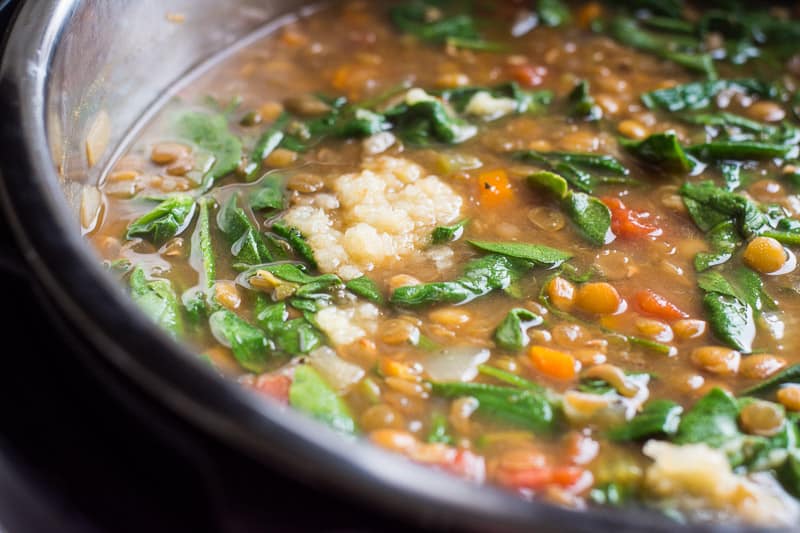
[636,289,689,321]
[496,466,590,492]
[508,64,546,87]
[601,197,662,239]
[253,374,291,404]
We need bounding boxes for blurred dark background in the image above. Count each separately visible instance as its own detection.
[0,4,396,532]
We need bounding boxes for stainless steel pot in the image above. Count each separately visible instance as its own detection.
[0,2,770,532]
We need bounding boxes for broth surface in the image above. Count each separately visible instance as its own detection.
[88,1,800,525]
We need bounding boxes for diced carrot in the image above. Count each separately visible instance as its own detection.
[252,374,291,404]
[636,289,689,321]
[477,169,514,208]
[529,346,578,381]
[508,64,546,87]
[601,197,662,239]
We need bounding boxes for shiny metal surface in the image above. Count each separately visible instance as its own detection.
[0,1,773,531]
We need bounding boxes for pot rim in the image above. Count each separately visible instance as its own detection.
[0,2,772,532]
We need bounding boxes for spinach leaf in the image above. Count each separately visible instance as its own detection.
[675,387,741,448]
[290,364,356,434]
[130,267,183,338]
[345,276,384,304]
[478,364,546,392]
[564,191,613,246]
[254,299,323,356]
[680,181,770,236]
[174,111,242,190]
[194,198,216,287]
[537,0,570,27]
[249,174,285,213]
[681,112,778,137]
[568,80,602,121]
[515,150,628,176]
[607,400,683,441]
[432,219,469,244]
[384,90,477,145]
[514,150,631,192]
[779,451,800,498]
[733,267,776,317]
[272,220,316,268]
[608,17,716,79]
[218,194,272,265]
[389,1,498,51]
[126,195,196,246]
[743,365,800,397]
[183,197,217,321]
[620,132,696,173]
[687,141,794,161]
[698,271,756,353]
[641,79,780,111]
[391,254,531,307]
[467,240,572,268]
[494,308,544,352]
[246,113,290,180]
[209,309,270,372]
[430,381,557,433]
[527,170,569,198]
[444,82,552,115]
[694,221,740,271]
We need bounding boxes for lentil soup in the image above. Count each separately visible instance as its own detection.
[87,0,800,526]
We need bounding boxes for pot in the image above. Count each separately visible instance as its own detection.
[0,2,768,532]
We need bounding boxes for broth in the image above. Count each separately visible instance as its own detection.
[88,0,800,525]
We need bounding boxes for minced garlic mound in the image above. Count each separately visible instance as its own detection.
[282,156,463,280]
[643,441,800,526]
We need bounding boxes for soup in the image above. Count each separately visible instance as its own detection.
[86,0,800,526]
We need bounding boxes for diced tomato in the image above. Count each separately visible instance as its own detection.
[496,465,589,491]
[636,289,689,321]
[252,374,291,404]
[601,197,662,239]
[508,64,547,87]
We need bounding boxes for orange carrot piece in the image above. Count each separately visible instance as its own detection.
[636,289,688,321]
[477,169,514,207]
[529,346,578,380]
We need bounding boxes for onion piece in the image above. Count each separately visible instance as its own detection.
[308,346,364,393]
[421,346,490,383]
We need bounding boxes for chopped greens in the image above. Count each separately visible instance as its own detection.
[467,240,572,268]
[391,254,532,306]
[130,268,183,338]
[126,195,196,246]
[290,364,356,434]
[174,111,242,190]
[432,219,469,245]
[494,308,544,352]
